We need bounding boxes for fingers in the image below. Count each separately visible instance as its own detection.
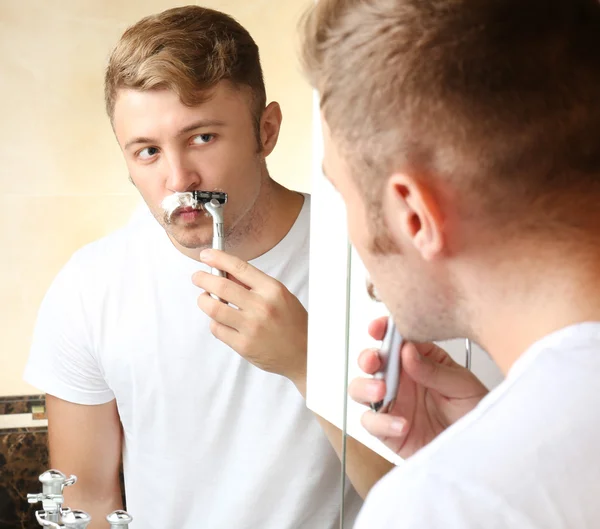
[192,270,254,309]
[196,292,244,330]
[350,344,386,407]
[361,410,408,439]
[208,319,240,351]
[348,377,386,406]
[357,348,382,374]
[368,316,389,341]
[413,341,460,368]
[200,250,274,292]
[402,342,487,397]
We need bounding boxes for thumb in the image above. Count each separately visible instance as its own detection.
[402,343,479,397]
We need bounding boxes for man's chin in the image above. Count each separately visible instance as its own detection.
[172,236,212,250]
[166,225,212,250]
[178,241,212,250]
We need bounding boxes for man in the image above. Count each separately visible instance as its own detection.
[24,6,392,529]
[302,0,600,527]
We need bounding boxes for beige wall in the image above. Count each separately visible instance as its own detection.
[0,0,313,396]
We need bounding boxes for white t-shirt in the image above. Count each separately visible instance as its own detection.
[355,322,600,528]
[25,194,362,529]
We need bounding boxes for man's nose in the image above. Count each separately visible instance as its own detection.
[164,154,201,192]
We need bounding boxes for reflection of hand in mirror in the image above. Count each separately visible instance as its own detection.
[193,249,308,388]
[348,316,488,459]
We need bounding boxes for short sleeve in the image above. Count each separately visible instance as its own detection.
[23,253,114,405]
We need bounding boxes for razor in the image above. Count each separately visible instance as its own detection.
[192,192,228,304]
[191,190,227,278]
[366,279,403,413]
[370,315,403,413]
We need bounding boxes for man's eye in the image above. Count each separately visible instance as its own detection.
[138,147,159,160]
[192,134,215,145]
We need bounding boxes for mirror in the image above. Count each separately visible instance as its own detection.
[0,2,361,528]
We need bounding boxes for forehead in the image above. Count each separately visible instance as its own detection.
[112,82,253,139]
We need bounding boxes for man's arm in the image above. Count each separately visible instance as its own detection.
[317,417,395,500]
[47,395,123,529]
[192,250,395,499]
[293,377,395,499]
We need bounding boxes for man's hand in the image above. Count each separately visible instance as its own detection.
[349,317,489,459]
[192,249,308,387]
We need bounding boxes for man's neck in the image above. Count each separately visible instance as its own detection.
[228,179,305,262]
[463,242,600,375]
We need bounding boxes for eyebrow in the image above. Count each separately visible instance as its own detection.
[124,119,227,150]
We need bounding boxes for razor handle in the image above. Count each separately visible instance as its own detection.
[212,222,226,278]
[370,315,403,413]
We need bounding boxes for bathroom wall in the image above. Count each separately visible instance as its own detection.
[0,395,49,529]
[0,0,313,397]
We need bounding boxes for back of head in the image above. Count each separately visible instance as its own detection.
[105,5,266,130]
[302,0,600,236]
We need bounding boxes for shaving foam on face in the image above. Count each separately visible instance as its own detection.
[161,192,200,222]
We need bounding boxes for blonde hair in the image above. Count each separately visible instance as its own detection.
[105,6,266,132]
[301,0,600,228]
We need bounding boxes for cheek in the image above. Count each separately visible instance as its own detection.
[129,168,161,195]
[207,143,259,185]
[343,189,371,249]
[127,167,169,213]
[345,205,381,278]
[346,209,369,253]
[345,205,396,291]
[347,194,388,256]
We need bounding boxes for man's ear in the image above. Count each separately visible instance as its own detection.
[382,173,445,261]
[259,101,282,156]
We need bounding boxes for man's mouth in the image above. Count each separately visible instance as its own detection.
[174,206,203,223]
[177,206,200,214]
[160,190,226,225]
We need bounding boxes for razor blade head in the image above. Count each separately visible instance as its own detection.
[191,191,228,205]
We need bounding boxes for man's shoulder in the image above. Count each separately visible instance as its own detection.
[294,192,311,234]
[364,365,600,525]
[71,223,133,268]
[64,205,157,279]
[300,192,311,213]
[357,461,521,529]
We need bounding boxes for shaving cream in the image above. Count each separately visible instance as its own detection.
[161,192,200,222]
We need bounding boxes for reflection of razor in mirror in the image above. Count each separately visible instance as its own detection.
[161,190,228,275]
[192,191,227,279]
[366,280,404,413]
[161,190,228,302]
